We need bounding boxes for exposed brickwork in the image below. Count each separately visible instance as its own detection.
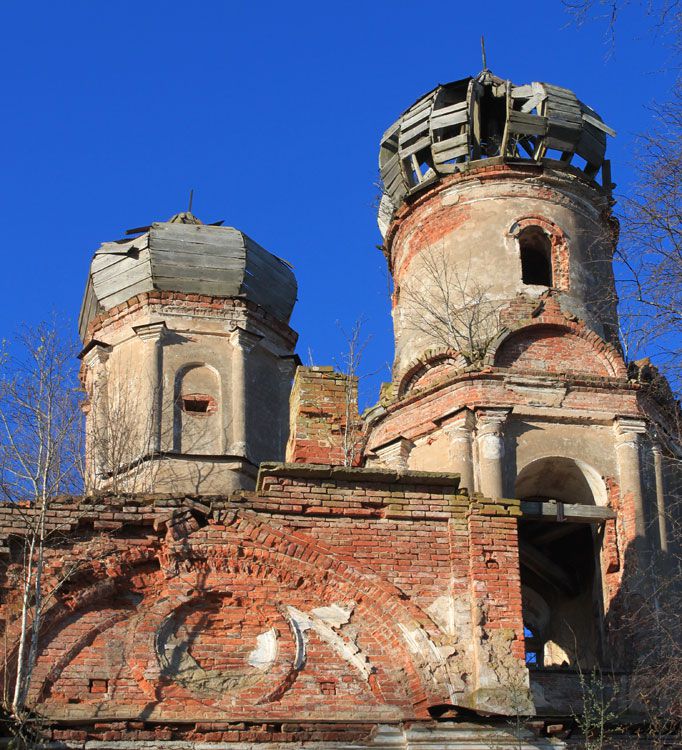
[492,295,627,378]
[494,326,611,376]
[0,466,535,734]
[85,291,298,349]
[286,367,362,465]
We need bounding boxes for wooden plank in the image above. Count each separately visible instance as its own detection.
[398,135,432,158]
[520,93,545,114]
[401,105,432,133]
[520,500,616,523]
[511,84,534,99]
[433,145,468,163]
[501,80,512,157]
[149,253,249,273]
[386,172,405,195]
[92,251,150,281]
[432,133,468,153]
[546,101,582,118]
[545,92,580,107]
[430,100,467,117]
[405,94,435,116]
[151,273,241,294]
[382,156,401,183]
[576,127,606,164]
[430,109,468,130]
[467,79,482,160]
[507,112,547,136]
[149,237,247,259]
[543,82,577,97]
[152,224,243,248]
[582,112,616,138]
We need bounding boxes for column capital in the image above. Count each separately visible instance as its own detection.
[276,354,301,376]
[441,408,476,435]
[132,321,167,343]
[373,436,414,470]
[78,340,112,369]
[614,417,647,444]
[475,408,511,437]
[230,327,263,353]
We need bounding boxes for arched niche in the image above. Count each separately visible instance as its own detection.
[173,363,222,454]
[516,456,608,506]
[494,325,614,377]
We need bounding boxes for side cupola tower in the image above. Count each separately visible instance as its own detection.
[367,70,680,676]
[79,212,298,494]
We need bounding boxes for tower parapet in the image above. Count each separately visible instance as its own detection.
[378,70,615,231]
[79,212,298,494]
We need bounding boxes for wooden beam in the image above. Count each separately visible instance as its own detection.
[520,500,615,524]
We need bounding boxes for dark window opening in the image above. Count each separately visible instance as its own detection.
[478,86,507,158]
[181,394,216,415]
[520,521,601,669]
[519,227,553,286]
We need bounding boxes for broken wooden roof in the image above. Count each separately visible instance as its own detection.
[78,213,297,340]
[378,70,616,235]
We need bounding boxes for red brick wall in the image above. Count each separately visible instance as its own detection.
[0,466,529,731]
[286,367,361,466]
[494,326,611,376]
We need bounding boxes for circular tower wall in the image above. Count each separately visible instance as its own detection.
[387,163,618,376]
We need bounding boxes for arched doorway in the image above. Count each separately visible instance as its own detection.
[515,457,607,669]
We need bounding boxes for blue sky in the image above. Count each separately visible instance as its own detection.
[0,1,677,406]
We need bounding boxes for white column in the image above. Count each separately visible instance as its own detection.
[132,321,167,454]
[80,341,112,491]
[652,443,669,553]
[475,409,509,499]
[614,418,648,546]
[229,327,263,458]
[374,437,414,470]
[443,410,475,494]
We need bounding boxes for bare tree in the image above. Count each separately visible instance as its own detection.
[400,245,504,365]
[563,1,682,398]
[616,90,682,393]
[335,319,371,467]
[0,321,83,731]
[563,0,681,47]
[86,372,160,494]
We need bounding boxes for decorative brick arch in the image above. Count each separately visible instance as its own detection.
[508,215,570,291]
[17,513,455,720]
[396,348,468,398]
[490,319,627,378]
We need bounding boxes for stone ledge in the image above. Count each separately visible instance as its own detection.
[257,462,461,490]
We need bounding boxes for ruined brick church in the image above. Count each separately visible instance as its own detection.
[1,69,680,748]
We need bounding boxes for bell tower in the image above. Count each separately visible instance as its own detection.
[79,212,298,494]
[366,70,679,673]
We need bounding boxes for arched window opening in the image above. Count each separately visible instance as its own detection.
[516,457,606,669]
[520,523,598,668]
[174,365,221,454]
[519,227,553,287]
